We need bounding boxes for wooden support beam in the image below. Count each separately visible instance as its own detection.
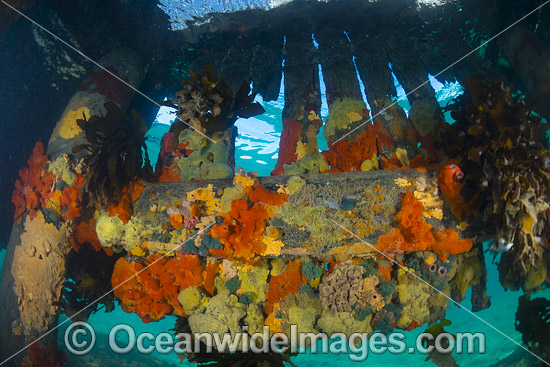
[315,27,367,144]
[0,48,147,366]
[471,244,492,312]
[538,6,550,50]
[350,33,397,115]
[189,31,279,99]
[272,33,322,175]
[281,33,321,121]
[417,19,514,87]
[349,33,413,152]
[133,169,490,259]
[388,38,437,106]
[47,48,146,160]
[315,27,363,106]
[190,36,227,79]
[497,26,550,120]
[250,31,284,102]
[109,169,494,343]
[219,34,254,93]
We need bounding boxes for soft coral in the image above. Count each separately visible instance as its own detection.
[106,180,145,223]
[153,132,182,182]
[245,183,288,206]
[27,343,65,367]
[59,174,84,221]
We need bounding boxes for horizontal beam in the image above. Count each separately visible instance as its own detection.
[133,169,490,259]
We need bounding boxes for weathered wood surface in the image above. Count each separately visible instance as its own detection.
[134,169,494,259]
[351,33,397,115]
[271,32,322,173]
[315,27,363,106]
[3,0,548,248]
[219,34,255,93]
[282,33,322,121]
[250,32,284,102]
[388,37,437,105]
[497,26,550,120]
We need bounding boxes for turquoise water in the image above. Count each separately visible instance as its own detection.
[58,311,181,366]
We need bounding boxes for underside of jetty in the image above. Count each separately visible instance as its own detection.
[1,0,550,366]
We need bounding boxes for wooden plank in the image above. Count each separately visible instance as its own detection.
[387,35,437,105]
[133,169,491,259]
[315,27,368,144]
[349,32,416,152]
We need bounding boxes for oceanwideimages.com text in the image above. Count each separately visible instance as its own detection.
[65,322,486,362]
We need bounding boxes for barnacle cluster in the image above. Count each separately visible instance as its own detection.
[436,76,550,285]
[74,101,152,206]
